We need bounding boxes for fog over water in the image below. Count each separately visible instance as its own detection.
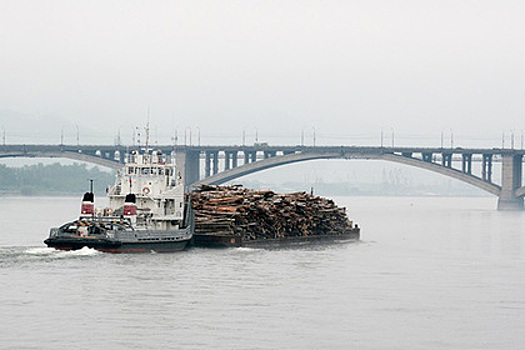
[1,1,525,146]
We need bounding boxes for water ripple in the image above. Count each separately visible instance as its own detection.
[0,246,101,268]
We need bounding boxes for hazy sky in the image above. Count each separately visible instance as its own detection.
[1,0,524,147]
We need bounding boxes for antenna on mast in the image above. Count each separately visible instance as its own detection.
[145,107,151,152]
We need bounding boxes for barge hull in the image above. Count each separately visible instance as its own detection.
[192,229,360,248]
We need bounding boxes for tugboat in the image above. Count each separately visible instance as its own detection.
[44,149,194,253]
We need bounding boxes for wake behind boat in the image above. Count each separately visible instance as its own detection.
[44,149,194,253]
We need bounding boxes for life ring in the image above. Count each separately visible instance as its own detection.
[142,187,151,195]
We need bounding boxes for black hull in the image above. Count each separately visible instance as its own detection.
[44,237,190,253]
[192,228,360,248]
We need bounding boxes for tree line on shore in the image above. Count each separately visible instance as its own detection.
[0,163,114,195]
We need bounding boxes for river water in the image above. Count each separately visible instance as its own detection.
[1,196,524,349]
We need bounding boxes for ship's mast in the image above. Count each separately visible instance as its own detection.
[144,107,150,153]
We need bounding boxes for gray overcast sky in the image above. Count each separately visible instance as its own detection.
[1,0,524,147]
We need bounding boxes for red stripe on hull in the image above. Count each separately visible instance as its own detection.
[97,247,186,253]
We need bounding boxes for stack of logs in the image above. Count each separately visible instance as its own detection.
[191,185,355,241]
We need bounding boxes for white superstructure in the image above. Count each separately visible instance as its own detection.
[107,150,186,230]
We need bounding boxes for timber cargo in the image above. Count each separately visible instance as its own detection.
[191,185,360,248]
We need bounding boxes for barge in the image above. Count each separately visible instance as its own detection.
[191,185,360,248]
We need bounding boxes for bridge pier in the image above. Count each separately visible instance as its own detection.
[212,151,219,175]
[175,150,200,190]
[482,154,493,182]
[205,151,212,177]
[250,151,257,163]
[225,151,232,171]
[462,154,472,174]
[442,153,452,168]
[422,153,432,162]
[497,154,523,210]
[232,151,238,168]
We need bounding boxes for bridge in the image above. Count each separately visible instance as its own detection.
[1,143,524,210]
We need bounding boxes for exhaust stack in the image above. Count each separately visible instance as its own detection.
[80,180,95,215]
[123,193,137,216]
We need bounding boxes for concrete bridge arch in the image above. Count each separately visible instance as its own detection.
[0,150,123,170]
[191,150,502,197]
